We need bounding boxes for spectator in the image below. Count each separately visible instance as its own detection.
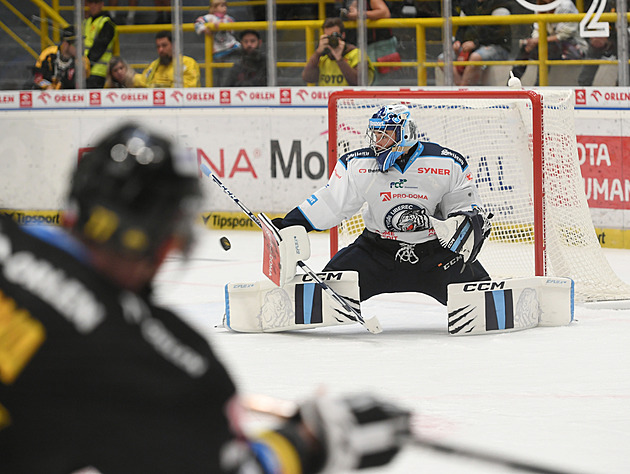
[225,30,268,86]
[194,0,241,61]
[578,33,617,86]
[155,0,171,24]
[0,122,411,473]
[511,0,587,84]
[135,30,200,88]
[105,56,137,88]
[445,0,511,86]
[343,0,399,84]
[84,0,118,89]
[107,0,138,25]
[302,17,375,86]
[33,26,83,90]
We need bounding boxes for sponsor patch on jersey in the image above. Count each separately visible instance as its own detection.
[417,167,450,175]
[384,204,430,232]
[0,289,46,385]
[439,148,467,170]
[306,195,318,205]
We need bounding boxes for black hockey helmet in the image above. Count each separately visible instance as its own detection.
[65,123,202,261]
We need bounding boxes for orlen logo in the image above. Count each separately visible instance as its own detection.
[89,91,101,106]
[296,89,308,101]
[380,192,391,201]
[171,90,183,102]
[280,88,291,104]
[19,92,32,108]
[220,90,231,104]
[590,90,603,102]
[153,89,165,105]
[575,89,586,105]
[235,90,246,101]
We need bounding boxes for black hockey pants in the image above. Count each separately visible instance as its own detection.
[323,229,490,304]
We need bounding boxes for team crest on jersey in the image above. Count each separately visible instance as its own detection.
[384,204,430,232]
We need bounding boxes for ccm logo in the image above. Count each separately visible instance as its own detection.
[463,281,505,292]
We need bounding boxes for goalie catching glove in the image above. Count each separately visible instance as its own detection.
[429,207,492,264]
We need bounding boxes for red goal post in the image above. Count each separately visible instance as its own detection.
[326,89,630,303]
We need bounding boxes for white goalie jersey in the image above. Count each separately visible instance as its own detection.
[297,142,483,244]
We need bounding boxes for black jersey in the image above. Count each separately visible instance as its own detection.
[0,215,237,473]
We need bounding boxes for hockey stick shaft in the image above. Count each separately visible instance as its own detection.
[412,438,573,474]
[240,394,571,474]
[200,164,381,334]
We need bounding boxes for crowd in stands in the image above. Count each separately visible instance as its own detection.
[30,0,623,90]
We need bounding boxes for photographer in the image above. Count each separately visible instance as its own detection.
[302,17,375,86]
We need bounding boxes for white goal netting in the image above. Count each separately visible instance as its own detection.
[330,90,630,302]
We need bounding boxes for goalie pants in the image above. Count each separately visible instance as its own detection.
[323,229,490,304]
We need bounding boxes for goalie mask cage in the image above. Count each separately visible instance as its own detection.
[328,89,630,303]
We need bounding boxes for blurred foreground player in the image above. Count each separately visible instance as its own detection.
[0,124,410,473]
[274,104,492,304]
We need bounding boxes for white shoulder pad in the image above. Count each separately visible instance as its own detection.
[447,277,574,335]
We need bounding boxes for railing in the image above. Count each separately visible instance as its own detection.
[3,1,629,88]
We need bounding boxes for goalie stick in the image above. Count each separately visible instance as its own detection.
[200,163,382,334]
[241,394,574,474]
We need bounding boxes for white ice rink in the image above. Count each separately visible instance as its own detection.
[154,228,630,474]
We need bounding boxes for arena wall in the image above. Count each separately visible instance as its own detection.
[0,86,629,247]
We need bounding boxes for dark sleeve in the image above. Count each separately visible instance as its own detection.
[272,207,315,232]
[87,20,116,64]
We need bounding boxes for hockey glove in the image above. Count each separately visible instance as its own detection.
[429,208,492,264]
[298,393,411,472]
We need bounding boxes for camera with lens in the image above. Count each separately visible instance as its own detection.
[327,32,342,48]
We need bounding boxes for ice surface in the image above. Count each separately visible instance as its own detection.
[154,228,630,474]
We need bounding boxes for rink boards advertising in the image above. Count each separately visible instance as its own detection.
[0,86,629,247]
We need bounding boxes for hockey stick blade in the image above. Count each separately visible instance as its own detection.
[201,164,382,334]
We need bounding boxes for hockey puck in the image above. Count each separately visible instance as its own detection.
[220,236,231,251]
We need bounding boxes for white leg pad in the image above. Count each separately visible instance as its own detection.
[447,277,574,335]
[225,271,360,332]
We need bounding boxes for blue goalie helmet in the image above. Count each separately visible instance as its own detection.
[367,104,418,171]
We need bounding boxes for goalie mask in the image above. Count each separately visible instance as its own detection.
[64,123,202,261]
[367,104,418,171]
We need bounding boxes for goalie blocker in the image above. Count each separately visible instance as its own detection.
[447,277,574,335]
[225,271,361,332]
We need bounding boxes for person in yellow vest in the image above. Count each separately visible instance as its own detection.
[134,30,201,88]
[302,17,374,86]
[84,0,117,88]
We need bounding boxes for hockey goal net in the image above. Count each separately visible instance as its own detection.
[328,89,630,303]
